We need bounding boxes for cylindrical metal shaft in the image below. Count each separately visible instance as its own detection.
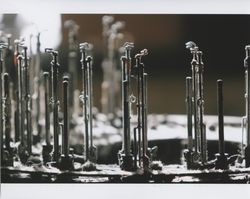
[217,79,225,155]
[23,46,32,154]
[143,73,148,154]
[191,59,199,153]
[4,73,11,151]
[122,78,130,155]
[121,42,134,157]
[52,55,59,162]
[14,41,20,143]
[186,41,207,163]
[0,47,4,151]
[133,127,138,168]
[245,45,250,145]
[17,55,25,145]
[136,57,142,165]
[63,77,69,157]
[186,77,193,151]
[135,49,148,167]
[0,43,8,150]
[140,68,146,157]
[45,49,60,162]
[197,51,207,163]
[87,57,93,148]
[84,54,89,160]
[80,43,90,161]
[43,72,50,145]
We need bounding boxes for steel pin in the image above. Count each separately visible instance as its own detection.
[45,48,60,163]
[63,76,69,157]
[4,73,11,151]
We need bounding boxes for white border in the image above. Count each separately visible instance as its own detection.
[1,1,250,199]
[0,0,249,14]
[2,184,250,199]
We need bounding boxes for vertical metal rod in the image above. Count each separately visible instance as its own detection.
[23,46,32,155]
[45,48,60,162]
[63,77,69,157]
[123,79,130,154]
[10,82,15,146]
[186,41,207,163]
[87,56,93,148]
[141,68,145,157]
[121,42,134,156]
[197,51,207,163]
[0,46,4,151]
[217,79,225,155]
[138,126,141,166]
[80,43,90,161]
[186,77,193,151]
[135,49,148,167]
[17,54,25,146]
[133,127,137,168]
[4,73,11,151]
[144,73,148,154]
[43,72,50,145]
[136,57,142,166]
[14,40,21,142]
[191,56,198,153]
[244,45,250,146]
[53,54,59,162]
[84,55,89,161]
[0,44,8,152]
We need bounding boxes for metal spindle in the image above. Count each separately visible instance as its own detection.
[45,48,60,162]
[4,73,11,151]
[63,77,69,157]
[43,72,50,145]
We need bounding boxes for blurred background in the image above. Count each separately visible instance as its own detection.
[1,14,250,116]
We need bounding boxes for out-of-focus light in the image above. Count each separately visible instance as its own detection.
[18,13,61,54]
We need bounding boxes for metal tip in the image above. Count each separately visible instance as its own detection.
[141,49,148,55]
[185,41,198,50]
[45,48,58,55]
[245,45,250,50]
[123,42,134,49]
[63,76,70,82]
[43,72,49,76]
[45,48,53,52]
[79,42,89,50]
[135,49,148,59]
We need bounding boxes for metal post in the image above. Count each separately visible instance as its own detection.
[217,79,225,155]
[45,48,60,163]
[22,46,32,155]
[186,77,193,151]
[17,54,25,146]
[80,42,90,161]
[135,49,149,168]
[0,44,7,151]
[63,77,69,157]
[43,72,50,146]
[244,45,250,146]
[4,73,11,151]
